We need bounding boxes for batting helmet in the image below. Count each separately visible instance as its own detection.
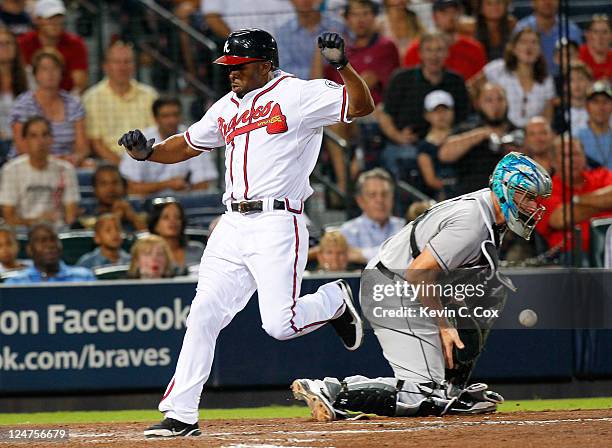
[213,29,279,68]
[490,152,552,240]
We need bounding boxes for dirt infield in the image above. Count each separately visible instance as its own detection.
[4,409,612,448]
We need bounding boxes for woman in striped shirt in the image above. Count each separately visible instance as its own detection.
[10,48,89,166]
[0,26,27,166]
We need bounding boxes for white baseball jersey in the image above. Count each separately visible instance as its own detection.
[184,70,350,203]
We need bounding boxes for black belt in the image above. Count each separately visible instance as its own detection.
[231,199,286,214]
[375,261,404,282]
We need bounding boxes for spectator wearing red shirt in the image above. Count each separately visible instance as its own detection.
[18,0,88,94]
[322,0,400,105]
[402,0,486,81]
[536,137,612,253]
[578,15,611,81]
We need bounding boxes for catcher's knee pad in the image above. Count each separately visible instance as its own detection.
[333,382,398,417]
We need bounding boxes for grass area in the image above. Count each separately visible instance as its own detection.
[1,398,611,425]
[499,397,612,412]
[0,407,310,425]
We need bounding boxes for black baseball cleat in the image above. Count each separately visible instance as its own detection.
[143,418,201,438]
[329,280,364,350]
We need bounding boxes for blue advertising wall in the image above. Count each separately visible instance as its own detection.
[0,270,610,394]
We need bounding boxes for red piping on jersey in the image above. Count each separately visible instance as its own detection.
[288,215,343,334]
[289,215,300,333]
[243,75,294,200]
[295,303,345,332]
[229,141,235,200]
[243,132,251,199]
[284,198,303,214]
[227,95,239,199]
[160,378,175,402]
[184,130,212,151]
[341,86,348,123]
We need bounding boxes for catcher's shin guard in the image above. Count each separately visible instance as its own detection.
[333,381,398,417]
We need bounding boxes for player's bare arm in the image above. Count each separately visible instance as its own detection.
[406,247,464,369]
[318,32,375,119]
[118,130,201,164]
[338,64,375,118]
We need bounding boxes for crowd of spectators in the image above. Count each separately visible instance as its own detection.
[0,0,609,283]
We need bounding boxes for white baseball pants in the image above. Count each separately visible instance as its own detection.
[159,209,345,424]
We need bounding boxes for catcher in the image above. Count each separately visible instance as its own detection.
[293,152,552,419]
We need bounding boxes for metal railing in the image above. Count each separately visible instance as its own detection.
[315,129,353,212]
[396,180,434,203]
[133,0,223,97]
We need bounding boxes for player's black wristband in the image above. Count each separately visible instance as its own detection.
[331,57,349,70]
[139,148,154,161]
[133,145,154,161]
[141,148,154,161]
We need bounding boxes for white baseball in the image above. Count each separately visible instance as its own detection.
[519,309,538,327]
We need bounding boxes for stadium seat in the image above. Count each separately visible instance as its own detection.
[76,168,94,187]
[0,269,24,282]
[122,233,137,253]
[94,264,130,280]
[589,217,612,267]
[187,240,205,253]
[16,233,28,259]
[79,186,95,199]
[58,230,97,265]
[185,227,209,245]
[184,206,225,228]
[128,197,146,213]
[79,197,98,216]
[174,191,223,210]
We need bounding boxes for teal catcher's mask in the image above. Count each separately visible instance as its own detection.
[490,152,552,240]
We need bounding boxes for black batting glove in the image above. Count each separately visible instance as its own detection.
[117,129,155,161]
[318,32,348,70]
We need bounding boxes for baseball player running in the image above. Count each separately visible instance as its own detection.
[292,153,552,419]
[118,29,374,437]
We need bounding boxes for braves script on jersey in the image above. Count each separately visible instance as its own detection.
[184,71,350,202]
[157,70,352,426]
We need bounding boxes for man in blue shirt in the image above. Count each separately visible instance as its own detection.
[515,0,583,76]
[340,168,405,264]
[5,223,96,283]
[276,0,345,79]
[576,81,612,169]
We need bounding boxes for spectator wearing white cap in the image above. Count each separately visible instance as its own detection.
[17,0,88,94]
[416,89,456,200]
[575,81,612,170]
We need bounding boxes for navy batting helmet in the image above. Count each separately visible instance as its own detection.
[214,29,279,68]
